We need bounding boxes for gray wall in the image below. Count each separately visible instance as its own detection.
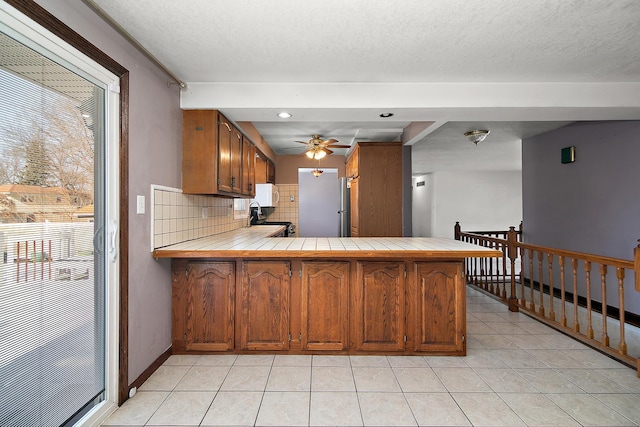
[522,121,640,313]
[430,170,523,238]
[36,0,183,383]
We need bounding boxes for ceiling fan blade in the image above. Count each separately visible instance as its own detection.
[322,147,334,155]
[295,141,310,145]
[326,144,350,148]
[323,138,339,144]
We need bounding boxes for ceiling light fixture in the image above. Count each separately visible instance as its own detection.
[464,129,490,145]
[305,147,327,160]
[277,111,292,118]
[312,160,324,177]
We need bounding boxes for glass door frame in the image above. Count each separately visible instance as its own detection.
[1,2,126,424]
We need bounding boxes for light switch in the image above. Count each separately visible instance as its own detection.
[136,195,145,214]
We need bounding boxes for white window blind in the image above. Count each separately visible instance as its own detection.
[0,30,106,426]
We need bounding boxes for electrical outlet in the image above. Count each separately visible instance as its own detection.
[136,195,145,214]
[290,195,295,202]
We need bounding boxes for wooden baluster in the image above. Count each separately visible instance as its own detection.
[547,254,555,322]
[489,241,496,296]
[600,264,610,347]
[523,250,544,314]
[538,250,545,316]
[525,249,533,309]
[507,226,518,312]
[584,261,594,339]
[559,255,567,327]
[571,259,580,333]
[502,243,509,300]
[617,268,627,356]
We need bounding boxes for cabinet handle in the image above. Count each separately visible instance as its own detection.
[231,177,235,186]
[222,122,231,132]
[248,183,253,191]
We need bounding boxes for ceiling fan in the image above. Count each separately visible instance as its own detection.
[295,134,351,159]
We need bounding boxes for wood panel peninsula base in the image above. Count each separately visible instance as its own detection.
[153,227,502,356]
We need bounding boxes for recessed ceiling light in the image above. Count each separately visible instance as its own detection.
[277,112,292,119]
[379,112,394,118]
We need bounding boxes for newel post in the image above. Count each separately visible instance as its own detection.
[507,226,519,312]
[454,222,461,240]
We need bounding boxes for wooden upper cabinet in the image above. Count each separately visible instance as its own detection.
[300,262,349,351]
[182,110,219,194]
[241,136,256,196]
[182,109,260,197]
[348,142,402,237]
[230,126,243,194]
[240,261,290,351]
[266,159,276,184]
[185,262,235,351]
[353,261,405,351]
[255,150,267,184]
[345,144,359,178]
[217,117,233,193]
[414,262,465,353]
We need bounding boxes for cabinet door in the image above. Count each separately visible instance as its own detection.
[255,150,267,184]
[242,137,256,196]
[266,159,276,183]
[182,110,218,194]
[354,262,405,351]
[301,262,349,351]
[231,127,243,193]
[240,261,290,350]
[186,262,235,351]
[346,144,359,178]
[218,118,233,193]
[349,177,359,237]
[414,262,465,353]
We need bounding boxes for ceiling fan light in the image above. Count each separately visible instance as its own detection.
[464,129,490,145]
[315,150,327,160]
[305,150,315,159]
[312,168,323,177]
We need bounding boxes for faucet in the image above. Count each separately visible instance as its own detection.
[248,200,261,227]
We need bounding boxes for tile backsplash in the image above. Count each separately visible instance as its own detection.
[150,184,300,251]
[151,185,246,251]
[264,184,299,231]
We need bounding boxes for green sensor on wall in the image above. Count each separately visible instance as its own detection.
[561,146,576,164]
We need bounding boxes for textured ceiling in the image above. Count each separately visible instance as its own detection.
[87,0,640,173]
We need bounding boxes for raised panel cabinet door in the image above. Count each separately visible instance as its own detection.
[354,262,405,351]
[185,262,235,351]
[218,117,233,193]
[266,159,276,183]
[240,261,290,350]
[182,110,218,194]
[231,127,243,193]
[241,137,255,196]
[414,262,465,353]
[301,262,349,351]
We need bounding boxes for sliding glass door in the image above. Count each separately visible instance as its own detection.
[0,8,119,426]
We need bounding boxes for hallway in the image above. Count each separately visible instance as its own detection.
[102,286,640,426]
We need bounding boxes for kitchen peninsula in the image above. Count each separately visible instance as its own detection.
[153,226,501,356]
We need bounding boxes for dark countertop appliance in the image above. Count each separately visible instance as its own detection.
[250,207,295,237]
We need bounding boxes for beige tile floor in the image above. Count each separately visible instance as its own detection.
[102,286,640,427]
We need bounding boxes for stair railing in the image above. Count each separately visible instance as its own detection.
[455,221,640,375]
